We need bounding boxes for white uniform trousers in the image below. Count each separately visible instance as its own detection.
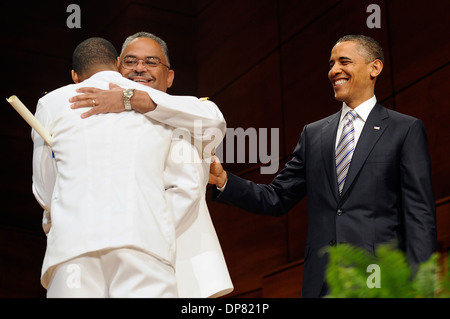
[46,247,177,298]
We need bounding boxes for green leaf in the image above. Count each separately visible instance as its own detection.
[324,243,450,298]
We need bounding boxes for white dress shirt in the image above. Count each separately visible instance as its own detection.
[335,95,377,149]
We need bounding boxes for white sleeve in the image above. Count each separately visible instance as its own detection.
[31,100,57,213]
[164,138,203,237]
[138,87,226,153]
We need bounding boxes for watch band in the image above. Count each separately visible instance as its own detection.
[123,88,135,111]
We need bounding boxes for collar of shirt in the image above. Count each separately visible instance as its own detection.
[339,95,377,123]
[336,95,377,148]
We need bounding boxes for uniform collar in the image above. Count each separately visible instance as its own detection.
[87,70,123,81]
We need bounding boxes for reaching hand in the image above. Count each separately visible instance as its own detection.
[69,83,125,118]
[209,155,228,188]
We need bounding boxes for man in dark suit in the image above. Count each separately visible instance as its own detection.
[209,35,437,298]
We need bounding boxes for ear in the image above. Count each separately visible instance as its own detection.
[166,69,175,89]
[116,56,121,69]
[71,70,80,84]
[370,59,383,79]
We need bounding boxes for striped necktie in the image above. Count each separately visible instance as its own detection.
[336,110,356,195]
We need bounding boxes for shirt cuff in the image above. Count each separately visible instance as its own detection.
[216,179,228,192]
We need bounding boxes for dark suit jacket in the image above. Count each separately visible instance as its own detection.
[213,103,437,297]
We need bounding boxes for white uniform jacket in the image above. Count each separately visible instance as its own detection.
[32,71,226,289]
[174,147,234,297]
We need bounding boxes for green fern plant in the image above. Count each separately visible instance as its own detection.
[324,243,450,298]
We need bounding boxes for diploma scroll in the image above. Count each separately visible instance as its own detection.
[6,95,52,146]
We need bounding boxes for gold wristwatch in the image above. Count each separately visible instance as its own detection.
[123,88,135,111]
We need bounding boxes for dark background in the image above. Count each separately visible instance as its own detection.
[0,0,449,297]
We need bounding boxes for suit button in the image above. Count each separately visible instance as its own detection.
[337,209,343,216]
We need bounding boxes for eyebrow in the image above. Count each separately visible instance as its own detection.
[329,56,353,66]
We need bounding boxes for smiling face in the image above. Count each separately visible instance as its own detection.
[118,37,174,92]
[328,41,382,108]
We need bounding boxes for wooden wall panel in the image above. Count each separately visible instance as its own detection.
[131,0,200,16]
[0,228,46,297]
[287,198,308,261]
[212,52,284,173]
[2,52,73,142]
[0,2,76,57]
[388,1,450,92]
[197,0,279,96]
[207,168,289,297]
[0,137,43,232]
[262,260,303,298]
[278,0,340,42]
[436,199,450,248]
[395,65,450,199]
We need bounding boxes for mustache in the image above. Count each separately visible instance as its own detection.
[126,72,154,81]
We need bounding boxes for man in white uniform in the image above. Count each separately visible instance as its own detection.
[70,32,234,298]
[32,37,226,297]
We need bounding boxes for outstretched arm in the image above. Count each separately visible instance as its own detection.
[69,83,156,118]
[210,128,308,216]
[70,83,226,154]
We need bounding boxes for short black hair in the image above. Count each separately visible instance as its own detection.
[336,35,384,64]
[72,37,118,76]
